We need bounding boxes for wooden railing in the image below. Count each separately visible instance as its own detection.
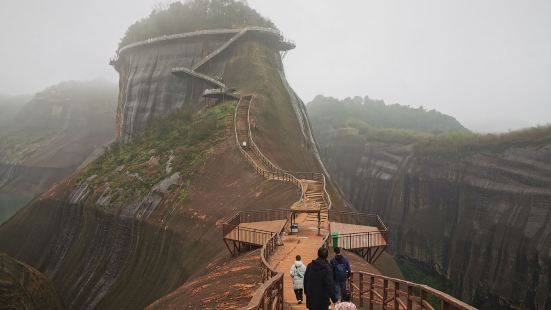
[220,209,286,309]
[234,95,332,211]
[222,209,290,241]
[233,93,334,309]
[240,232,284,310]
[329,210,389,245]
[116,27,285,55]
[348,272,477,310]
[329,211,386,229]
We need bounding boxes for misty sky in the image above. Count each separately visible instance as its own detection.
[0,1,550,132]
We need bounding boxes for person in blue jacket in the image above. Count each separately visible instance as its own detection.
[330,247,351,301]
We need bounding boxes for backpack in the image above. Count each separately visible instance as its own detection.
[333,259,348,282]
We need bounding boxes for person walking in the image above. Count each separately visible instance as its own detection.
[290,255,307,304]
[330,247,351,301]
[304,247,338,310]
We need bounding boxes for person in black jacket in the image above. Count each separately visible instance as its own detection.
[304,247,338,310]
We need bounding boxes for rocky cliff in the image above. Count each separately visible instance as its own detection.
[0,252,63,309]
[0,2,343,308]
[310,98,551,308]
[0,80,116,223]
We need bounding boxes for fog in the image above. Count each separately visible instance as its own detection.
[0,0,550,132]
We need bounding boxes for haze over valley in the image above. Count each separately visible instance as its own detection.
[0,1,550,309]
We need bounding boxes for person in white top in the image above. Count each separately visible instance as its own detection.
[290,255,307,304]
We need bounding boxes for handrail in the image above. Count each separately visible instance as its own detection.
[234,94,334,309]
[116,26,287,56]
[328,211,387,231]
[348,271,477,310]
[240,231,284,310]
[237,95,332,212]
[171,67,226,88]
[222,209,291,239]
[192,28,248,71]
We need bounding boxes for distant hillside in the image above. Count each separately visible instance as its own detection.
[0,79,117,223]
[119,0,276,48]
[0,94,32,131]
[307,95,468,136]
[309,93,551,308]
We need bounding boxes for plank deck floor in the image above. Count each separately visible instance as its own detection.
[224,220,287,246]
[269,213,329,310]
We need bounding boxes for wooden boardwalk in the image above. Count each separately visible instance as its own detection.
[224,220,287,246]
[268,214,328,310]
[330,222,387,249]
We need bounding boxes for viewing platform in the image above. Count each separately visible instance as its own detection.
[328,211,388,263]
[222,209,289,256]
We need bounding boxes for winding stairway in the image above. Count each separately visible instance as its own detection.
[114,27,476,310]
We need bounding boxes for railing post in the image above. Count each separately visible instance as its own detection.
[394,281,399,310]
[421,288,427,310]
[441,300,450,310]
[349,273,354,302]
[407,285,413,310]
[383,279,388,309]
[359,273,364,307]
[369,276,374,310]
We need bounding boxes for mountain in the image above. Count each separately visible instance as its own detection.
[308,95,551,309]
[0,252,63,309]
[0,79,117,223]
[0,94,32,130]
[0,1,362,308]
[307,95,468,137]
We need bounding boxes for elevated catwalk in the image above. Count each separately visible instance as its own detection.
[224,220,287,247]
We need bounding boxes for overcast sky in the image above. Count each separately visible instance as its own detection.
[0,1,550,132]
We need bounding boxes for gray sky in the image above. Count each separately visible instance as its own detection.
[1,1,550,132]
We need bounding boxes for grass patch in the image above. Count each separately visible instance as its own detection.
[397,257,453,306]
[333,120,551,159]
[79,102,235,205]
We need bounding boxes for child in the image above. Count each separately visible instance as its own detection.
[335,292,357,310]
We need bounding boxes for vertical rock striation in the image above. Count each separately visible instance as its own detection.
[0,26,339,309]
[0,253,63,309]
[317,129,551,309]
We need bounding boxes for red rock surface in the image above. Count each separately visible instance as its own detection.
[147,250,262,309]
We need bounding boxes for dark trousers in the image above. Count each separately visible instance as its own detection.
[334,280,347,300]
[294,288,303,301]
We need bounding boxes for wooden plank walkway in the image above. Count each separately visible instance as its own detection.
[268,214,329,310]
[330,222,387,249]
[224,220,287,246]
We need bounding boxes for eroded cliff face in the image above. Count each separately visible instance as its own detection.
[0,80,116,223]
[0,253,63,309]
[114,34,231,143]
[0,30,336,308]
[317,129,551,309]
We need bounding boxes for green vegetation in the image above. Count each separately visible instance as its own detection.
[397,257,453,306]
[79,102,235,205]
[119,0,276,48]
[308,94,551,158]
[307,95,467,135]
